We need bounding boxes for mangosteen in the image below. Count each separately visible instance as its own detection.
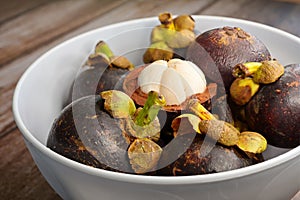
[246,64,300,148]
[122,58,217,115]
[122,58,217,144]
[211,94,234,123]
[68,41,134,103]
[156,133,257,176]
[47,95,132,172]
[155,99,266,176]
[187,99,267,153]
[48,90,166,174]
[186,26,271,89]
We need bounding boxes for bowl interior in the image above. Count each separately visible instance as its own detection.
[14,16,300,180]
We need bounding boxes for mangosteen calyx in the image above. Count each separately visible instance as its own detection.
[91,41,134,70]
[101,90,166,174]
[185,99,267,154]
[232,60,284,84]
[143,12,196,63]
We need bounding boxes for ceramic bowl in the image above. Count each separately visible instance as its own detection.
[13,16,300,200]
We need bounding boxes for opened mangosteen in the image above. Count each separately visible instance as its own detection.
[123,59,217,111]
[47,90,166,174]
[68,41,134,102]
[245,64,300,148]
[123,58,217,143]
[186,26,271,90]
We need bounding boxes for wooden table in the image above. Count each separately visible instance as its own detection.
[1,0,300,199]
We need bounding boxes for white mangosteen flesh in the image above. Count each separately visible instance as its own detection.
[138,59,207,105]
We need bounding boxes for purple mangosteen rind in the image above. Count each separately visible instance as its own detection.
[156,133,259,176]
[186,26,271,90]
[47,95,133,173]
[245,64,300,148]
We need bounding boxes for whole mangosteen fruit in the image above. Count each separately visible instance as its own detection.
[156,133,256,176]
[48,90,167,174]
[186,26,271,89]
[68,41,134,103]
[47,95,133,173]
[245,64,300,148]
[70,61,129,101]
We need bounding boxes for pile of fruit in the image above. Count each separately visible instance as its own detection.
[47,13,300,176]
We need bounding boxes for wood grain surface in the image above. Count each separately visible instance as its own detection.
[1,0,300,199]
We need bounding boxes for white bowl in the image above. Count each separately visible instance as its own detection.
[13,16,300,200]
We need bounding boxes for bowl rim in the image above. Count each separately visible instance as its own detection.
[13,15,300,185]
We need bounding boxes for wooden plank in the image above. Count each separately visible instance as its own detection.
[0,82,16,138]
[79,0,215,25]
[0,0,127,67]
[199,0,300,37]
[275,0,300,3]
[0,129,61,199]
[1,0,300,199]
[0,0,214,77]
[0,0,50,24]
[0,0,215,68]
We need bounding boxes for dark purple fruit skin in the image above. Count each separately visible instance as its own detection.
[156,134,255,176]
[68,64,128,103]
[186,27,271,89]
[47,95,133,173]
[246,64,300,148]
[211,95,234,123]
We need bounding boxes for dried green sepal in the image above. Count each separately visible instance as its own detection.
[166,29,195,49]
[100,90,136,118]
[171,114,201,137]
[143,41,173,63]
[94,41,135,70]
[253,60,284,84]
[173,15,195,31]
[110,56,134,70]
[158,12,174,29]
[86,53,110,67]
[151,26,167,43]
[230,77,260,105]
[95,41,114,58]
[237,131,267,153]
[143,12,196,63]
[127,138,162,174]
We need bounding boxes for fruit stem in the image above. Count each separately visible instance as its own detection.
[188,99,215,120]
[159,12,175,30]
[232,62,262,78]
[253,60,284,84]
[134,91,166,126]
